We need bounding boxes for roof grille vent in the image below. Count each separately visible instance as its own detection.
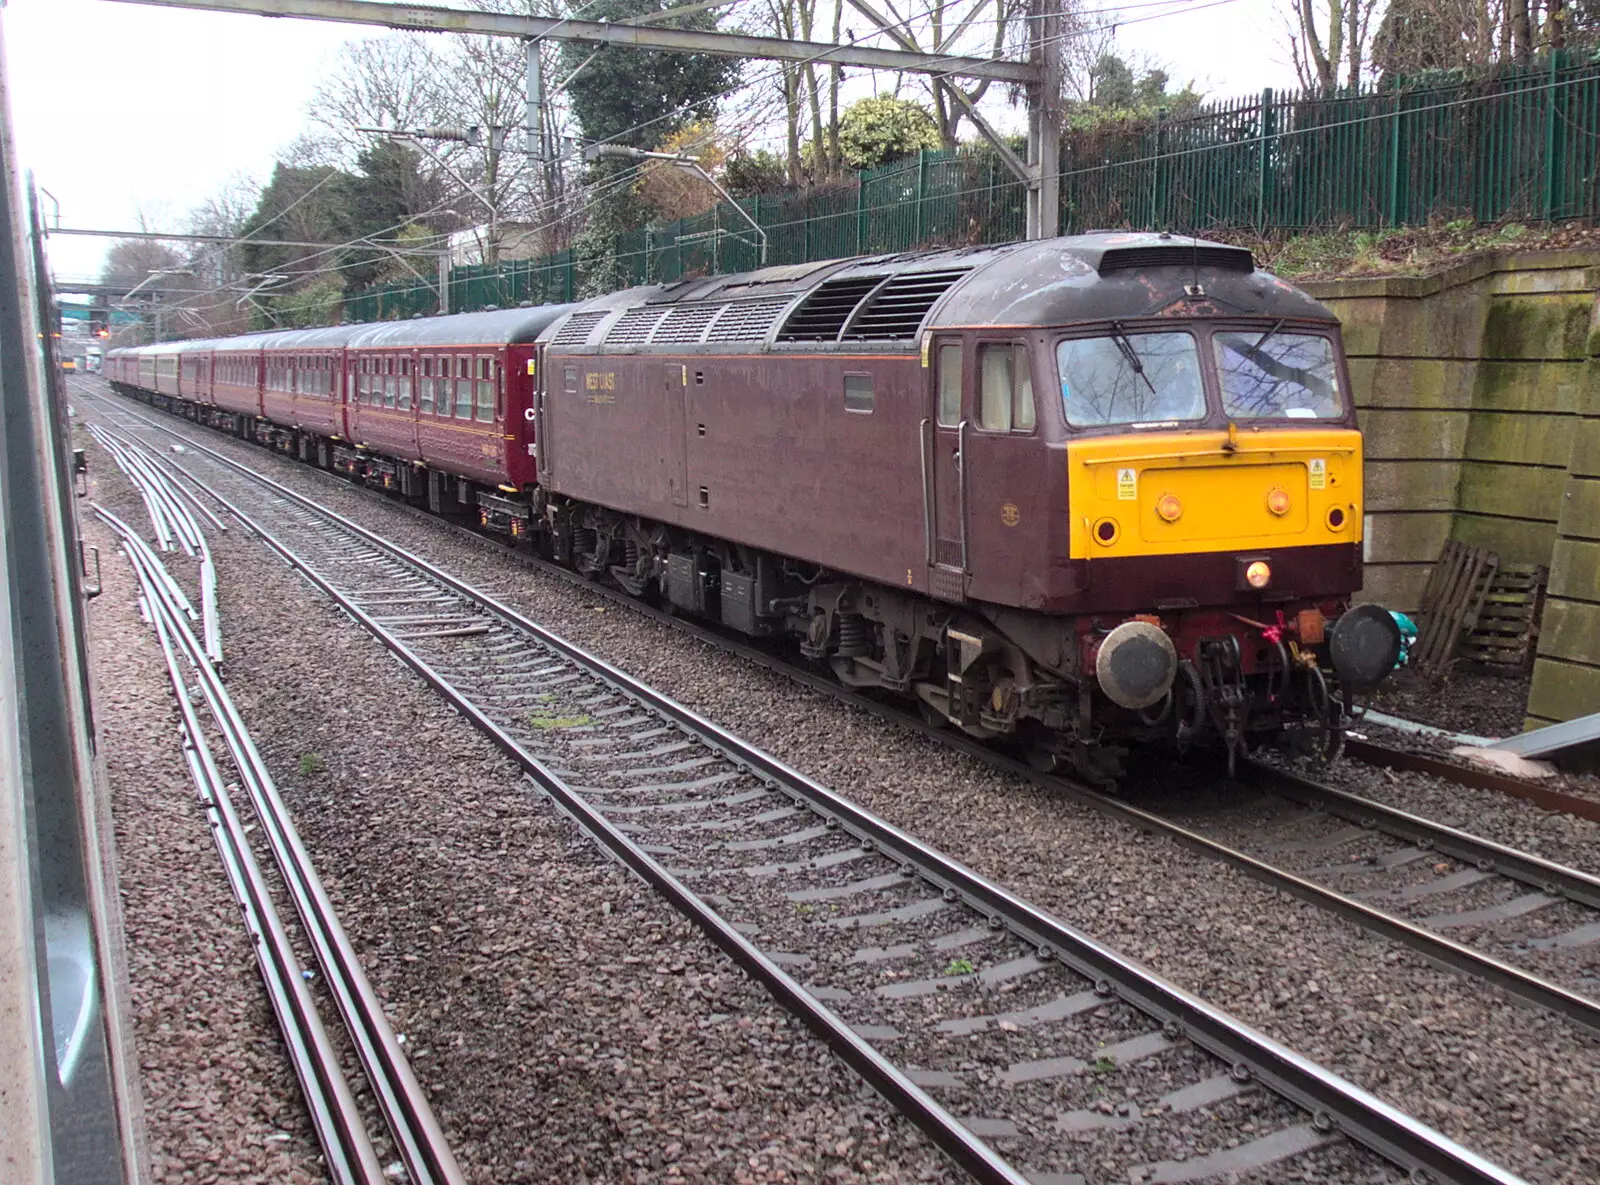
[551,310,607,346]
[776,276,883,342]
[651,303,724,344]
[845,269,969,340]
[605,306,672,346]
[705,297,792,342]
[1097,245,1254,275]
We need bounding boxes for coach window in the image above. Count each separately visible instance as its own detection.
[436,357,452,416]
[456,355,473,419]
[419,356,434,414]
[476,357,494,422]
[398,358,412,411]
[843,373,874,414]
[383,357,396,408]
[936,344,962,426]
[977,344,1036,433]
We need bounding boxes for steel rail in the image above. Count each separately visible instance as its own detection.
[1240,759,1600,909]
[89,424,222,661]
[100,509,384,1185]
[93,410,1530,1185]
[83,386,1600,1048]
[103,420,1036,1185]
[1346,737,1600,825]
[94,501,465,1185]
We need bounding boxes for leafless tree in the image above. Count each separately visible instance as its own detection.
[310,34,448,161]
[837,0,1030,149]
[1283,0,1385,91]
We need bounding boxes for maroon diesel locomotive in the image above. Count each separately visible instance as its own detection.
[109,232,1398,778]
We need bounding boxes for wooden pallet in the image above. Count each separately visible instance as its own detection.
[1414,541,1499,676]
[1457,563,1547,676]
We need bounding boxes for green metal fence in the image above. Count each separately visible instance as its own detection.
[342,47,1600,321]
[1064,48,1600,233]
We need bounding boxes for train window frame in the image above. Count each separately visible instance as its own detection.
[936,343,962,426]
[975,343,1037,434]
[455,354,473,419]
[843,372,874,414]
[419,355,434,415]
[1055,328,1207,430]
[475,356,494,423]
[397,357,413,411]
[436,356,452,417]
[564,365,578,395]
[1212,329,1343,421]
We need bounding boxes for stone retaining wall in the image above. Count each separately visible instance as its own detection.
[1302,250,1599,727]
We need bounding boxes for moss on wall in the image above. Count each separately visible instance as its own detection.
[1311,248,1600,724]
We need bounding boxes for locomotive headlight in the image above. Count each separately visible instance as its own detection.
[1245,560,1272,589]
[1266,488,1291,516]
[1155,493,1182,522]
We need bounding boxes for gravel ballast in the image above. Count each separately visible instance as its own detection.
[82,410,959,1183]
[83,391,1600,1183]
[81,504,327,1184]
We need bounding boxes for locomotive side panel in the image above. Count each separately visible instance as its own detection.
[701,351,928,593]
[546,350,929,591]
[543,354,691,517]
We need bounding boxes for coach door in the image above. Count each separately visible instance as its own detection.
[924,337,967,602]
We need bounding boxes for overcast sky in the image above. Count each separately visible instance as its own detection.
[6,0,1296,285]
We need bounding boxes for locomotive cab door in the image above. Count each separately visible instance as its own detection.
[925,337,968,602]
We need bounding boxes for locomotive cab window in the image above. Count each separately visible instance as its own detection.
[1056,329,1205,428]
[977,344,1035,433]
[936,344,961,426]
[1213,330,1342,420]
[843,373,874,414]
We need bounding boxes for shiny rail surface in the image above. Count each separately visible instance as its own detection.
[93,502,465,1185]
[80,383,1529,1185]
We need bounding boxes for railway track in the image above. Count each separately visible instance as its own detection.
[75,383,1600,1044]
[92,490,463,1185]
[77,382,1529,1184]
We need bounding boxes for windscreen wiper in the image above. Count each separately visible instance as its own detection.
[1250,318,1286,353]
[1110,321,1156,396]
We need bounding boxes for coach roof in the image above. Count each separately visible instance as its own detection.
[347,304,580,350]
